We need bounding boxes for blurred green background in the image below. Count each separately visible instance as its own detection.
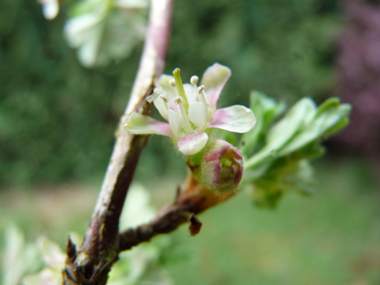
[1,0,379,284]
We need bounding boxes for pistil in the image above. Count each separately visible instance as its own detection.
[173,68,189,112]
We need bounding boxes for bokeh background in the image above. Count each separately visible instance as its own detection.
[1,0,380,284]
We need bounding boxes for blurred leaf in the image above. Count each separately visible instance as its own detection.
[277,99,351,156]
[119,182,156,229]
[38,236,66,270]
[64,0,147,67]
[240,91,285,156]
[251,159,315,208]
[108,183,173,285]
[1,223,42,285]
[244,98,316,168]
[242,94,351,208]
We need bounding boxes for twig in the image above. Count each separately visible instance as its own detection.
[118,174,235,252]
[63,1,174,284]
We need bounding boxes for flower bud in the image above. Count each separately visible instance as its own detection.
[201,139,243,193]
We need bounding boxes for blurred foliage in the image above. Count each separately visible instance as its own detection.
[0,223,43,285]
[0,184,172,285]
[0,0,343,187]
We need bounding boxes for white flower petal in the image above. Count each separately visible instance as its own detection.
[201,63,231,107]
[156,74,178,102]
[167,109,182,138]
[153,97,168,120]
[183,83,198,105]
[207,105,256,133]
[188,102,206,129]
[177,131,209,155]
[124,113,172,136]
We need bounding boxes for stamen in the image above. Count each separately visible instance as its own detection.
[190,75,199,86]
[173,68,189,112]
[159,94,169,110]
[169,79,176,88]
[174,97,192,134]
[146,87,163,103]
[198,85,209,118]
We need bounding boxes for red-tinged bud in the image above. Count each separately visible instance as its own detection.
[201,139,243,193]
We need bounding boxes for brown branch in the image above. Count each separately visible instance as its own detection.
[118,173,236,252]
[63,0,174,284]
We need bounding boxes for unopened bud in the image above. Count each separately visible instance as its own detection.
[201,139,243,193]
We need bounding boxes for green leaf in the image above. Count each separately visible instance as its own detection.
[244,97,315,168]
[1,223,42,285]
[278,102,351,156]
[240,91,285,156]
[242,94,351,208]
[250,160,315,208]
[266,98,316,149]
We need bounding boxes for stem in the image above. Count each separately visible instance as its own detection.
[63,1,174,284]
[118,174,235,252]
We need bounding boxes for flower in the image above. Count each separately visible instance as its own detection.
[124,63,256,155]
[201,139,243,193]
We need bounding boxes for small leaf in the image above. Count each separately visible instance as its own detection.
[266,98,316,150]
[240,91,285,156]
[278,102,351,156]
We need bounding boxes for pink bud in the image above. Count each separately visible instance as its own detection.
[201,139,243,193]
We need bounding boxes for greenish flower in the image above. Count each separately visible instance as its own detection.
[124,63,256,155]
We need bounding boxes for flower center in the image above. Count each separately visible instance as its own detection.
[151,68,213,138]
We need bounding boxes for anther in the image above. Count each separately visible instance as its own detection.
[174,97,183,104]
[190,75,199,86]
[160,94,169,110]
[174,97,193,134]
[198,85,209,117]
[169,79,176,88]
[160,94,168,103]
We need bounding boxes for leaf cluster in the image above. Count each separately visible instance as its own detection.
[240,92,351,208]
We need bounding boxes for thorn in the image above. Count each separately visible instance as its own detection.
[189,214,202,236]
[66,236,77,262]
